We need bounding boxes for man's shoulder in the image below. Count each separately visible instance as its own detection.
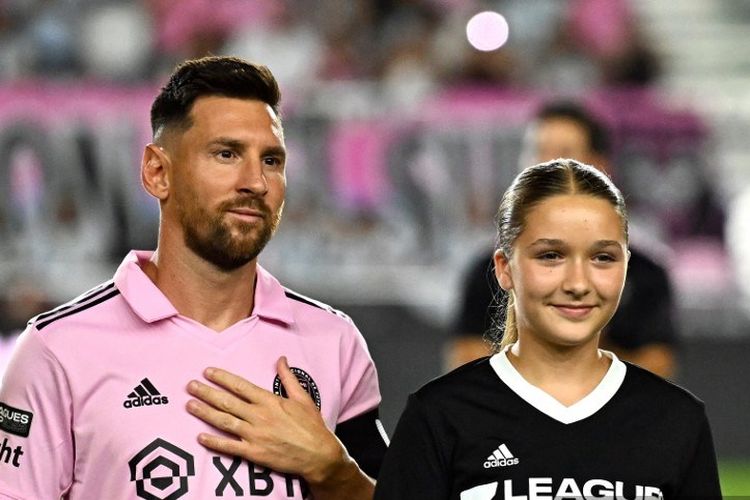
[256,264,354,327]
[282,288,353,324]
[28,280,123,334]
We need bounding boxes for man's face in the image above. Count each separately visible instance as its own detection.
[163,96,286,271]
[521,117,599,168]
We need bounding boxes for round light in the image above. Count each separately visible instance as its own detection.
[466,11,509,52]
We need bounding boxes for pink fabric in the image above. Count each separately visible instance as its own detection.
[0,251,380,498]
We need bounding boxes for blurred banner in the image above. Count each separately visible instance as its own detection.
[0,83,734,333]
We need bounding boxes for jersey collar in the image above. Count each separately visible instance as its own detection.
[114,251,295,326]
[489,345,627,424]
[253,264,295,325]
[114,250,178,323]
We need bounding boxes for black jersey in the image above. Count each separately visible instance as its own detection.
[374,351,721,500]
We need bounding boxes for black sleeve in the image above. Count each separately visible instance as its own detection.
[606,249,678,349]
[335,407,388,479]
[453,251,501,336]
[374,394,450,500]
[675,411,722,498]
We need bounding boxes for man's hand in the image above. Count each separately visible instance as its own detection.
[186,356,374,499]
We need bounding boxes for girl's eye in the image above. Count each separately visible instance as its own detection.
[538,251,561,261]
[594,253,616,263]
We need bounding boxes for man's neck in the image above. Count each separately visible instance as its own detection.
[142,246,258,332]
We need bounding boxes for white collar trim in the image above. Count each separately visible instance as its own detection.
[489,346,626,424]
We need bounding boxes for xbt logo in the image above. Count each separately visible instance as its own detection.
[129,438,309,499]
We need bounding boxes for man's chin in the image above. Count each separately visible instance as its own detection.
[228,218,268,233]
[213,239,271,270]
[205,251,258,272]
[185,238,264,272]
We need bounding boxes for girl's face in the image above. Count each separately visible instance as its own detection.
[494,194,628,349]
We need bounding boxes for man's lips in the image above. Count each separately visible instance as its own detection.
[226,207,267,221]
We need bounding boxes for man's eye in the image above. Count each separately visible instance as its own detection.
[213,149,237,160]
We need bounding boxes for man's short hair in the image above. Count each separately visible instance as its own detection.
[150,56,281,141]
[534,100,610,158]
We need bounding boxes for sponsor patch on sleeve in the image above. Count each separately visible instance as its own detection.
[0,402,33,437]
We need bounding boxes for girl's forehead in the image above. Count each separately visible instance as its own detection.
[518,194,627,242]
[528,193,616,212]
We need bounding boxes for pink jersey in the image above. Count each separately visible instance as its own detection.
[0,251,382,499]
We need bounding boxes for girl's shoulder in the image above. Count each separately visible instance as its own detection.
[620,361,708,416]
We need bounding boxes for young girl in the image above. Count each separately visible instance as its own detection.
[374,160,721,499]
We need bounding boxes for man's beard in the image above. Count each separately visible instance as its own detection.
[179,195,282,272]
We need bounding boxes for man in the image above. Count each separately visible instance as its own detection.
[446,100,677,378]
[0,56,386,499]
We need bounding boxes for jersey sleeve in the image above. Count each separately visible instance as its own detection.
[374,393,450,500]
[0,327,74,499]
[335,316,381,423]
[675,409,722,498]
[333,316,387,478]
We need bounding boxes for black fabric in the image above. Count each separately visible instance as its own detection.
[374,359,722,499]
[335,407,387,479]
[453,246,677,350]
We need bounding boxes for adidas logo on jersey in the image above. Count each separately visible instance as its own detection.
[123,378,169,409]
[483,443,519,468]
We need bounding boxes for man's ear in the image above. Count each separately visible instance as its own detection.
[141,143,170,201]
[493,249,514,291]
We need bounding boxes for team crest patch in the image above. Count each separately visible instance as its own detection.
[0,402,33,438]
[273,367,322,411]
